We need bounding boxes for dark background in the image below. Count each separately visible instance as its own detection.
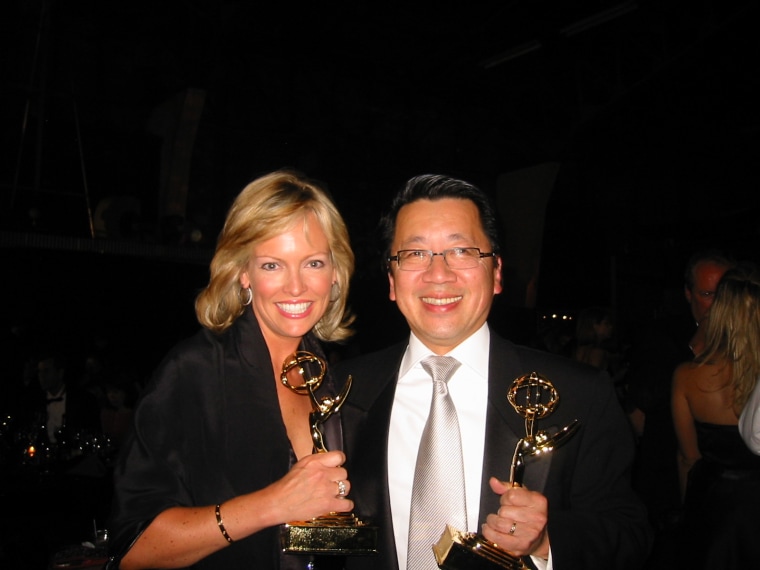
[2,0,759,371]
[1,2,759,567]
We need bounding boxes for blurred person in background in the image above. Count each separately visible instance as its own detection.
[672,262,760,569]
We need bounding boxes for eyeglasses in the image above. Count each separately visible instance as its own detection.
[388,248,497,271]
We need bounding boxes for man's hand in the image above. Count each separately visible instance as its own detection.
[480,477,550,560]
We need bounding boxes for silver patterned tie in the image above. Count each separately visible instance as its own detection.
[407,355,467,570]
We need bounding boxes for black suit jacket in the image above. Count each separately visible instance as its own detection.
[29,384,102,438]
[336,329,652,570]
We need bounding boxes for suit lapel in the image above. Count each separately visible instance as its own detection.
[340,343,406,569]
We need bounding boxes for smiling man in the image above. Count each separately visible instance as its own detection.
[388,196,501,355]
[337,174,652,570]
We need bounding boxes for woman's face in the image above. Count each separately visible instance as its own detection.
[239,212,336,352]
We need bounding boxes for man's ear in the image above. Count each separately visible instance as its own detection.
[388,271,396,302]
[493,255,503,295]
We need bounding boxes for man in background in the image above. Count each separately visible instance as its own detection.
[36,350,100,443]
[624,248,734,568]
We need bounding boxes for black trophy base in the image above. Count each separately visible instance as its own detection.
[281,512,377,556]
[433,525,528,570]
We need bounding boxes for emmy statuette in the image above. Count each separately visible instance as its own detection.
[279,351,377,557]
[433,372,580,570]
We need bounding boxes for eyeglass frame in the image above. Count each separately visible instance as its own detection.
[387,247,498,271]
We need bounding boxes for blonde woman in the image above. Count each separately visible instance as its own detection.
[107,170,355,569]
[672,262,760,568]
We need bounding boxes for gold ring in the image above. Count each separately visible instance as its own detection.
[509,521,517,535]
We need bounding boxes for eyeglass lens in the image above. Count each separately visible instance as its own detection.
[397,248,483,270]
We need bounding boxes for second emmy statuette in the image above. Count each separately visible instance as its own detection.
[279,351,377,556]
[434,371,580,570]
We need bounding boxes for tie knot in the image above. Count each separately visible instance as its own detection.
[421,355,461,385]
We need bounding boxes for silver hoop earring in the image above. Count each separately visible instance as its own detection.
[240,287,252,306]
[329,282,340,302]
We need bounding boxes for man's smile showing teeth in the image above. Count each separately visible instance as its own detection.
[276,301,311,315]
[422,296,462,306]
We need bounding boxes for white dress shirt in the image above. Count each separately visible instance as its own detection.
[739,377,760,454]
[46,387,66,442]
[387,323,552,570]
[388,324,489,569]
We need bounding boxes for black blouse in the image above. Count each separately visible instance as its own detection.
[107,308,344,569]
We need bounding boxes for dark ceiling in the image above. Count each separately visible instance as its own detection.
[2,0,759,319]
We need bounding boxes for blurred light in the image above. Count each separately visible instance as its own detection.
[560,1,638,37]
[480,40,542,68]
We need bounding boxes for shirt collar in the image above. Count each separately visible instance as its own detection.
[46,386,66,399]
[400,323,491,378]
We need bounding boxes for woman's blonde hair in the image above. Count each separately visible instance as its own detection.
[195,170,354,342]
[697,262,760,410]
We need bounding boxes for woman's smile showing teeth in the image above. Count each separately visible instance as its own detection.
[276,301,312,315]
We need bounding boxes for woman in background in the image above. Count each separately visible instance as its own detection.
[671,262,760,568]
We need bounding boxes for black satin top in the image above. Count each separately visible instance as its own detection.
[694,421,760,474]
[684,421,760,515]
[106,309,343,569]
[679,421,760,568]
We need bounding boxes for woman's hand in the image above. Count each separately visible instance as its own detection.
[120,450,353,569]
[265,450,353,524]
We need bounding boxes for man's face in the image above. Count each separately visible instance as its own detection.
[685,261,728,323]
[388,198,502,354]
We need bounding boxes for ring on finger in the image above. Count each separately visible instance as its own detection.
[509,521,517,535]
[336,480,347,498]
